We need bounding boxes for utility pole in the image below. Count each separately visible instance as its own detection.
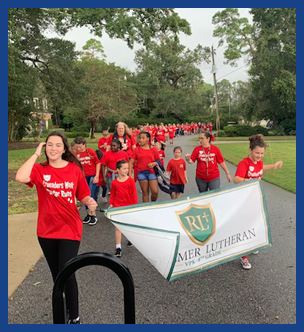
[211,46,220,134]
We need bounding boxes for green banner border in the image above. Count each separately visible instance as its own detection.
[105,179,272,281]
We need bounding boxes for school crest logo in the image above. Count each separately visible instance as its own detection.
[43,174,51,182]
[249,166,254,172]
[175,203,216,245]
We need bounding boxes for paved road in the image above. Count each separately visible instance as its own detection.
[8,135,296,324]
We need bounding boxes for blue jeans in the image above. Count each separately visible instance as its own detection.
[137,170,157,181]
[85,176,98,210]
[107,172,118,193]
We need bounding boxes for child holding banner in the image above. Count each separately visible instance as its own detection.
[234,134,283,269]
[15,131,97,324]
[109,160,138,257]
[166,146,188,199]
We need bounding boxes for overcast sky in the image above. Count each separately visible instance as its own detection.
[47,8,252,85]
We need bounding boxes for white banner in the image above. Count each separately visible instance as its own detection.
[105,180,272,281]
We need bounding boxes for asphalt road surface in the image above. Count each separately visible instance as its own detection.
[8,134,296,324]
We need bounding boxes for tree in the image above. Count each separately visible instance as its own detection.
[133,37,211,119]
[8,8,191,140]
[212,8,296,126]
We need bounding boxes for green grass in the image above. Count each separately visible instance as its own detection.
[192,136,296,142]
[215,142,296,194]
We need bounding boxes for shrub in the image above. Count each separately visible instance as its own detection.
[217,130,226,137]
[223,126,238,137]
[252,125,269,136]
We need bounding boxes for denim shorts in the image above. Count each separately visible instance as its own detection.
[137,170,157,181]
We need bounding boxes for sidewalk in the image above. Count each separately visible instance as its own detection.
[8,212,42,297]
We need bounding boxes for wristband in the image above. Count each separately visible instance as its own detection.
[34,153,39,158]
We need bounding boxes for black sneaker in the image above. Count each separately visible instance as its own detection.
[82,214,90,224]
[127,241,133,247]
[68,316,80,324]
[88,215,98,226]
[115,248,122,257]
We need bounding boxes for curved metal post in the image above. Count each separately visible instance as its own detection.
[52,252,135,324]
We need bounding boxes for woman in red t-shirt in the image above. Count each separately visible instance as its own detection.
[234,134,283,270]
[106,122,136,157]
[74,137,101,226]
[15,131,97,324]
[129,131,160,203]
[185,131,232,192]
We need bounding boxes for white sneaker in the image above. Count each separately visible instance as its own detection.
[240,257,252,270]
[101,196,108,203]
[252,251,259,255]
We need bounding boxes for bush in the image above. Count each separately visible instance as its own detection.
[223,126,238,137]
[64,131,89,138]
[217,130,226,137]
[252,125,269,136]
[279,118,296,134]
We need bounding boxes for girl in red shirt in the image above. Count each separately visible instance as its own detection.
[74,137,101,226]
[155,141,165,166]
[185,131,231,192]
[109,160,138,257]
[100,139,129,194]
[129,131,160,203]
[234,134,283,270]
[15,131,97,324]
[166,146,188,199]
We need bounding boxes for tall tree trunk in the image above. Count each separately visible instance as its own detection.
[90,116,95,139]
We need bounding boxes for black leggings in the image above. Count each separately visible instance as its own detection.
[38,237,80,320]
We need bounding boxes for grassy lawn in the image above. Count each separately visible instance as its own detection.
[216,142,296,194]
[215,136,296,141]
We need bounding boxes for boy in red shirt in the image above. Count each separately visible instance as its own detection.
[109,160,138,257]
[74,137,101,225]
[155,141,165,166]
[166,146,188,199]
[98,129,109,154]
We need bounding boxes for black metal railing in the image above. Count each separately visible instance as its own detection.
[52,252,135,324]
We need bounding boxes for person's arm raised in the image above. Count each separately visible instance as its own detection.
[15,142,46,183]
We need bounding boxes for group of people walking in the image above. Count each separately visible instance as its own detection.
[15,121,283,324]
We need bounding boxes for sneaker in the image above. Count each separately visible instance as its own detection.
[68,317,80,324]
[127,241,133,247]
[115,248,122,257]
[82,214,90,224]
[101,196,108,203]
[240,257,252,270]
[88,215,98,226]
[252,251,259,255]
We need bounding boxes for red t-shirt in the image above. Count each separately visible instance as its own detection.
[107,133,136,157]
[168,127,175,139]
[190,145,225,181]
[26,162,90,241]
[157,149,165,166]
[156,130,166,142]
[75,148,99,177]
[235,157,264,180]
[100,150,129,172]
[98,137,109,153]
[167,158,187,184]
[110,177,138,207]
[131,147,159,174]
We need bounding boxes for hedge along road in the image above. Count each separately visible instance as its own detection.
[8,134,296,324]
